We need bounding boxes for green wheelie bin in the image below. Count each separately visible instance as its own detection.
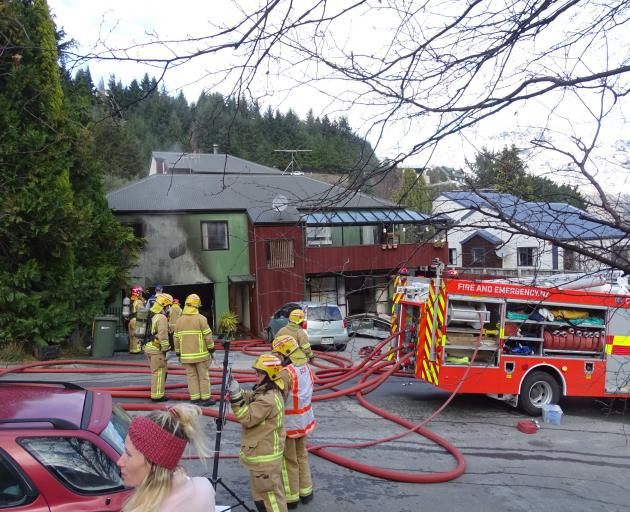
[92,316,117,358]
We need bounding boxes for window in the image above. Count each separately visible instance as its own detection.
[265,239,294,269]
[201,221,228,251]
[124,222,144,238]
[360,225,378,245]
[19,437,123,494]
[306,305,343,321]
[471,247,485,265]
[448,248,458,265]
[306,226,332,246]
[517,247,536,267]
[274,303,299,319]
[99,404,131,453]
[0,451,34,509]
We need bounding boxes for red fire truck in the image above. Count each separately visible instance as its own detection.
[390,262,630,415]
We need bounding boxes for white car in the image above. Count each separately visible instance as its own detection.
[264,302,350,351]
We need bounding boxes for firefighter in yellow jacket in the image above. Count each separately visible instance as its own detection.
[168,298,182,350]
[174,294,216,406]
[272,335,316,508]
[144,292,173,402]
[229,354,287,512]
[275,309,313,362]
[127,285,145,354]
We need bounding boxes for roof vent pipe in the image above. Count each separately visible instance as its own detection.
[213,144,219,155]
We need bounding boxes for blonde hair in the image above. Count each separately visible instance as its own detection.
[123,404,210,512]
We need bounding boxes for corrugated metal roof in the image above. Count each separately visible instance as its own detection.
[441,191,624,240]
[107,172,397,224]
[302,209,431,225]
[152,151,283,175]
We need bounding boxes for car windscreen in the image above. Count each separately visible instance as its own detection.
[100,404,131,455]
[19,436,124,494]
[307,306,343,321]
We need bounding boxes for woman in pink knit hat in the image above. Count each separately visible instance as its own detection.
[117,404,215,512]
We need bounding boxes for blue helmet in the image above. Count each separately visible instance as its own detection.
[155,284,164,293]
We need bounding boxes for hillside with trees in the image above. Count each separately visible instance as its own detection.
[78,73,381,189]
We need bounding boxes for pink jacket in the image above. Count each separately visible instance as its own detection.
[157,472,215,511]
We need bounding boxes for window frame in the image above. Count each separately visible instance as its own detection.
[123,222,145,239]
[517,247,536,267]
[0,449,38,509]
[448,248,458,266]
[18,436,125,496]
[264,238,295,269]
[471,247,485,265]
[200,221,229,251]
[305,226,332,247]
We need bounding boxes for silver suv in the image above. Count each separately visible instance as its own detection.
[264,302,350,351]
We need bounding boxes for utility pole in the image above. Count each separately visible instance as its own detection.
[274,149,312,174]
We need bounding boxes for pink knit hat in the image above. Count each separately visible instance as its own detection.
[127,415,187,470]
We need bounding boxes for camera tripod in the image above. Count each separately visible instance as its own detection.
[209,339,253,512]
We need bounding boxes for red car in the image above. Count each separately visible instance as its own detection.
[0,380,133,511]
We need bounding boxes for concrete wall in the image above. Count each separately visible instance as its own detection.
[117,212,250,324]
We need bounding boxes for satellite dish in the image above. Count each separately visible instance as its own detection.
[272,194,288,212]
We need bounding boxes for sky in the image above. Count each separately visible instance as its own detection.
[47,0,629,194]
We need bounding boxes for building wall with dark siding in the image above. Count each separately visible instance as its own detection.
[304,243,448,274]
[250,224,305,334]
[461,235,502,268]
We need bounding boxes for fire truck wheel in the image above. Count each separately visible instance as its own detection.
[519,371,561,416]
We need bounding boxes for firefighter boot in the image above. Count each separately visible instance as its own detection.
[254,501,266,512]
[300,492,313,504]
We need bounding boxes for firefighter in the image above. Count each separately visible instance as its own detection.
[271,335,315,508]
[168,298,182,350]
[228,354,287,512]
[127,286,145,354]
[147,284,164,309]
[276,309,314,362]
[174,294,216,406]
[144,292,173,402]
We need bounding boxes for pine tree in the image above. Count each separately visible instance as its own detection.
[0,0,138,349]
[469,145,586,207]
[0,0,77,346]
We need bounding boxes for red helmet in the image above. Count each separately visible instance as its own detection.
[131,285,143,295]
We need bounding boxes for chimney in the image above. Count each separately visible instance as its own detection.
[213,144,219,155]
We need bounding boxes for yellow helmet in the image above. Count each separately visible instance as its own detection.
[185,293,201,307]
[150,293,173,314]
[289,309,305,324]
[156,293,173,307]
[252,354,284,390]
[272,335,299,357]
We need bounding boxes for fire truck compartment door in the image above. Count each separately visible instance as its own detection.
[605,307,630,394]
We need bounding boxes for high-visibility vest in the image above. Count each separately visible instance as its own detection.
[284,363,316,438]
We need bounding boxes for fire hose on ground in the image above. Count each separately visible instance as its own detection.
[0,332,484,483]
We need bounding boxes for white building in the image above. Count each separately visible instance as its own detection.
[433,191,627,276]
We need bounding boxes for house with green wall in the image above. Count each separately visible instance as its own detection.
[107,151,447,334]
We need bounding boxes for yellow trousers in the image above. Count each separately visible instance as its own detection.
[281,436,312,504]
[127,319,141,353]
[147,352,166,399]
[183,359,211,400]
[249,467,287,512]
